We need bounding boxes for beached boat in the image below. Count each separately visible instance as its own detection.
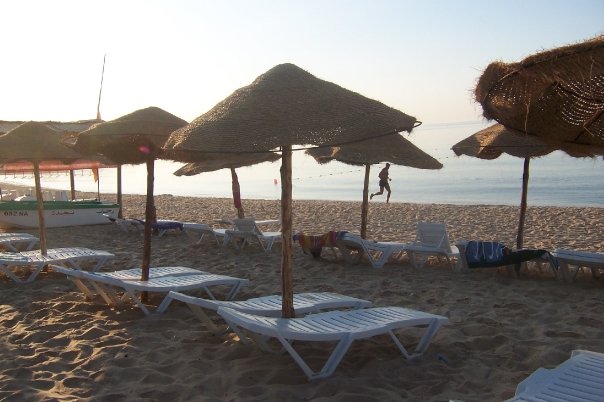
[0,199,120,229]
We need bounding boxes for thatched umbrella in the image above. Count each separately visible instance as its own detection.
[453,123,604,249]
[475,35,604,152]
[1,119,104,200]
[452,124,557,249]
[0,121,93,254]
[307,133,442,239]
[0,156,115,201]
[164,63,417,317]
[66,107,187,287]
[173,152,280,218]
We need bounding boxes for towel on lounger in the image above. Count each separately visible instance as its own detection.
[465,240,553,269]
[294,231,347,258]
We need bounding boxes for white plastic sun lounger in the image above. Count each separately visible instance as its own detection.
[20,248,114,271]
[553,249,604,282]
[156,291,372,332]
[50,265,249,315]
[337,232,408,268]
[0,232,36,238]
[0,234,40,252]
[182,222,229,245]
[506,350,604,402]
[0,247,114,283]
[225,218,281,252]
[108,216,184,238]
[218,306,448,380]
[405,222,460,270]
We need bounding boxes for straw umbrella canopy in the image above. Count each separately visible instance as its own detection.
[66,106,187,286]
[475,35,604,153]
[164,63,418,317]
[173,152,280,218]
[453,123,604,249]
[1,119,105,200]
[307,133,442,239]
[0,121,96,254]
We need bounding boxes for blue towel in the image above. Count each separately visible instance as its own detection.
[134,219,184,232]
[465,241,510,267]
[153,220,184,231]
[465,240,554,271]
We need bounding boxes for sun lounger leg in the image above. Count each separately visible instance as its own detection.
[68,276,101,299]
[156,294,174,313]
[87,280,123,306]
[24,262,47,283]
[375,252,391,268]
[1,265,29,283]
[413,318,446,356]
[387,331,413,359]
[225,282,244,300]
[3,243,18,252]
[223,320,249,344]
[249,333,284,353]
[155,293,222,332]
[336,243,363,265]
[186,304,224,333]
[89,257,111,272]
[264,239,272,252]
[558,260,577,282]
[278,333,354,380]
[387,318,445,359]
[414,253,430,269]
[122,289,151,315]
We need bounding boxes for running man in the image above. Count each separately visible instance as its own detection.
[370,163,391,203]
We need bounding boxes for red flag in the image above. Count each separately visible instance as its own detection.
[92,168,99,182]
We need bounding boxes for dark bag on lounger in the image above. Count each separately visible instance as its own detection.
[465,240,552,269]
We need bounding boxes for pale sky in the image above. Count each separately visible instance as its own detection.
[1,0,603,128]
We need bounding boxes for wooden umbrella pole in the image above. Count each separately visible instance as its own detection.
[280,146,295,318]
[231,167,245,218]
[69,170,76,200]
[117,165,123,218]
[33,161,48,256]
[361,164,370,239]
[141,158,154,302]
[516,157,530,250]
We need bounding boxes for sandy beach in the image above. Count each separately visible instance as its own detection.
[1,186,603,401]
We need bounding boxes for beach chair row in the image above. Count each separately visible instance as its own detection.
[108,214,604,281]
[182,218,282,252]
[45,263,448,381]
[2,229,602,387]
[42,262,604,388]
[0,231,115,283]
[108,215,283,253]
[334,223,604,282]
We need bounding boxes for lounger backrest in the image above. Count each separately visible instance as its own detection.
[340,232,362,243]
[415,222,452,252]
[232,218,262,235]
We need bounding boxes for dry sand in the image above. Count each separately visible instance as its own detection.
[0,186,603,401]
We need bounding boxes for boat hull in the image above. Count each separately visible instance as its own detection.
[0,200,120,229]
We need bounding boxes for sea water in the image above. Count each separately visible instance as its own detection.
[2,122,603,207]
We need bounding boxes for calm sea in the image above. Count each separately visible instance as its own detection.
[2,122,603,207]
